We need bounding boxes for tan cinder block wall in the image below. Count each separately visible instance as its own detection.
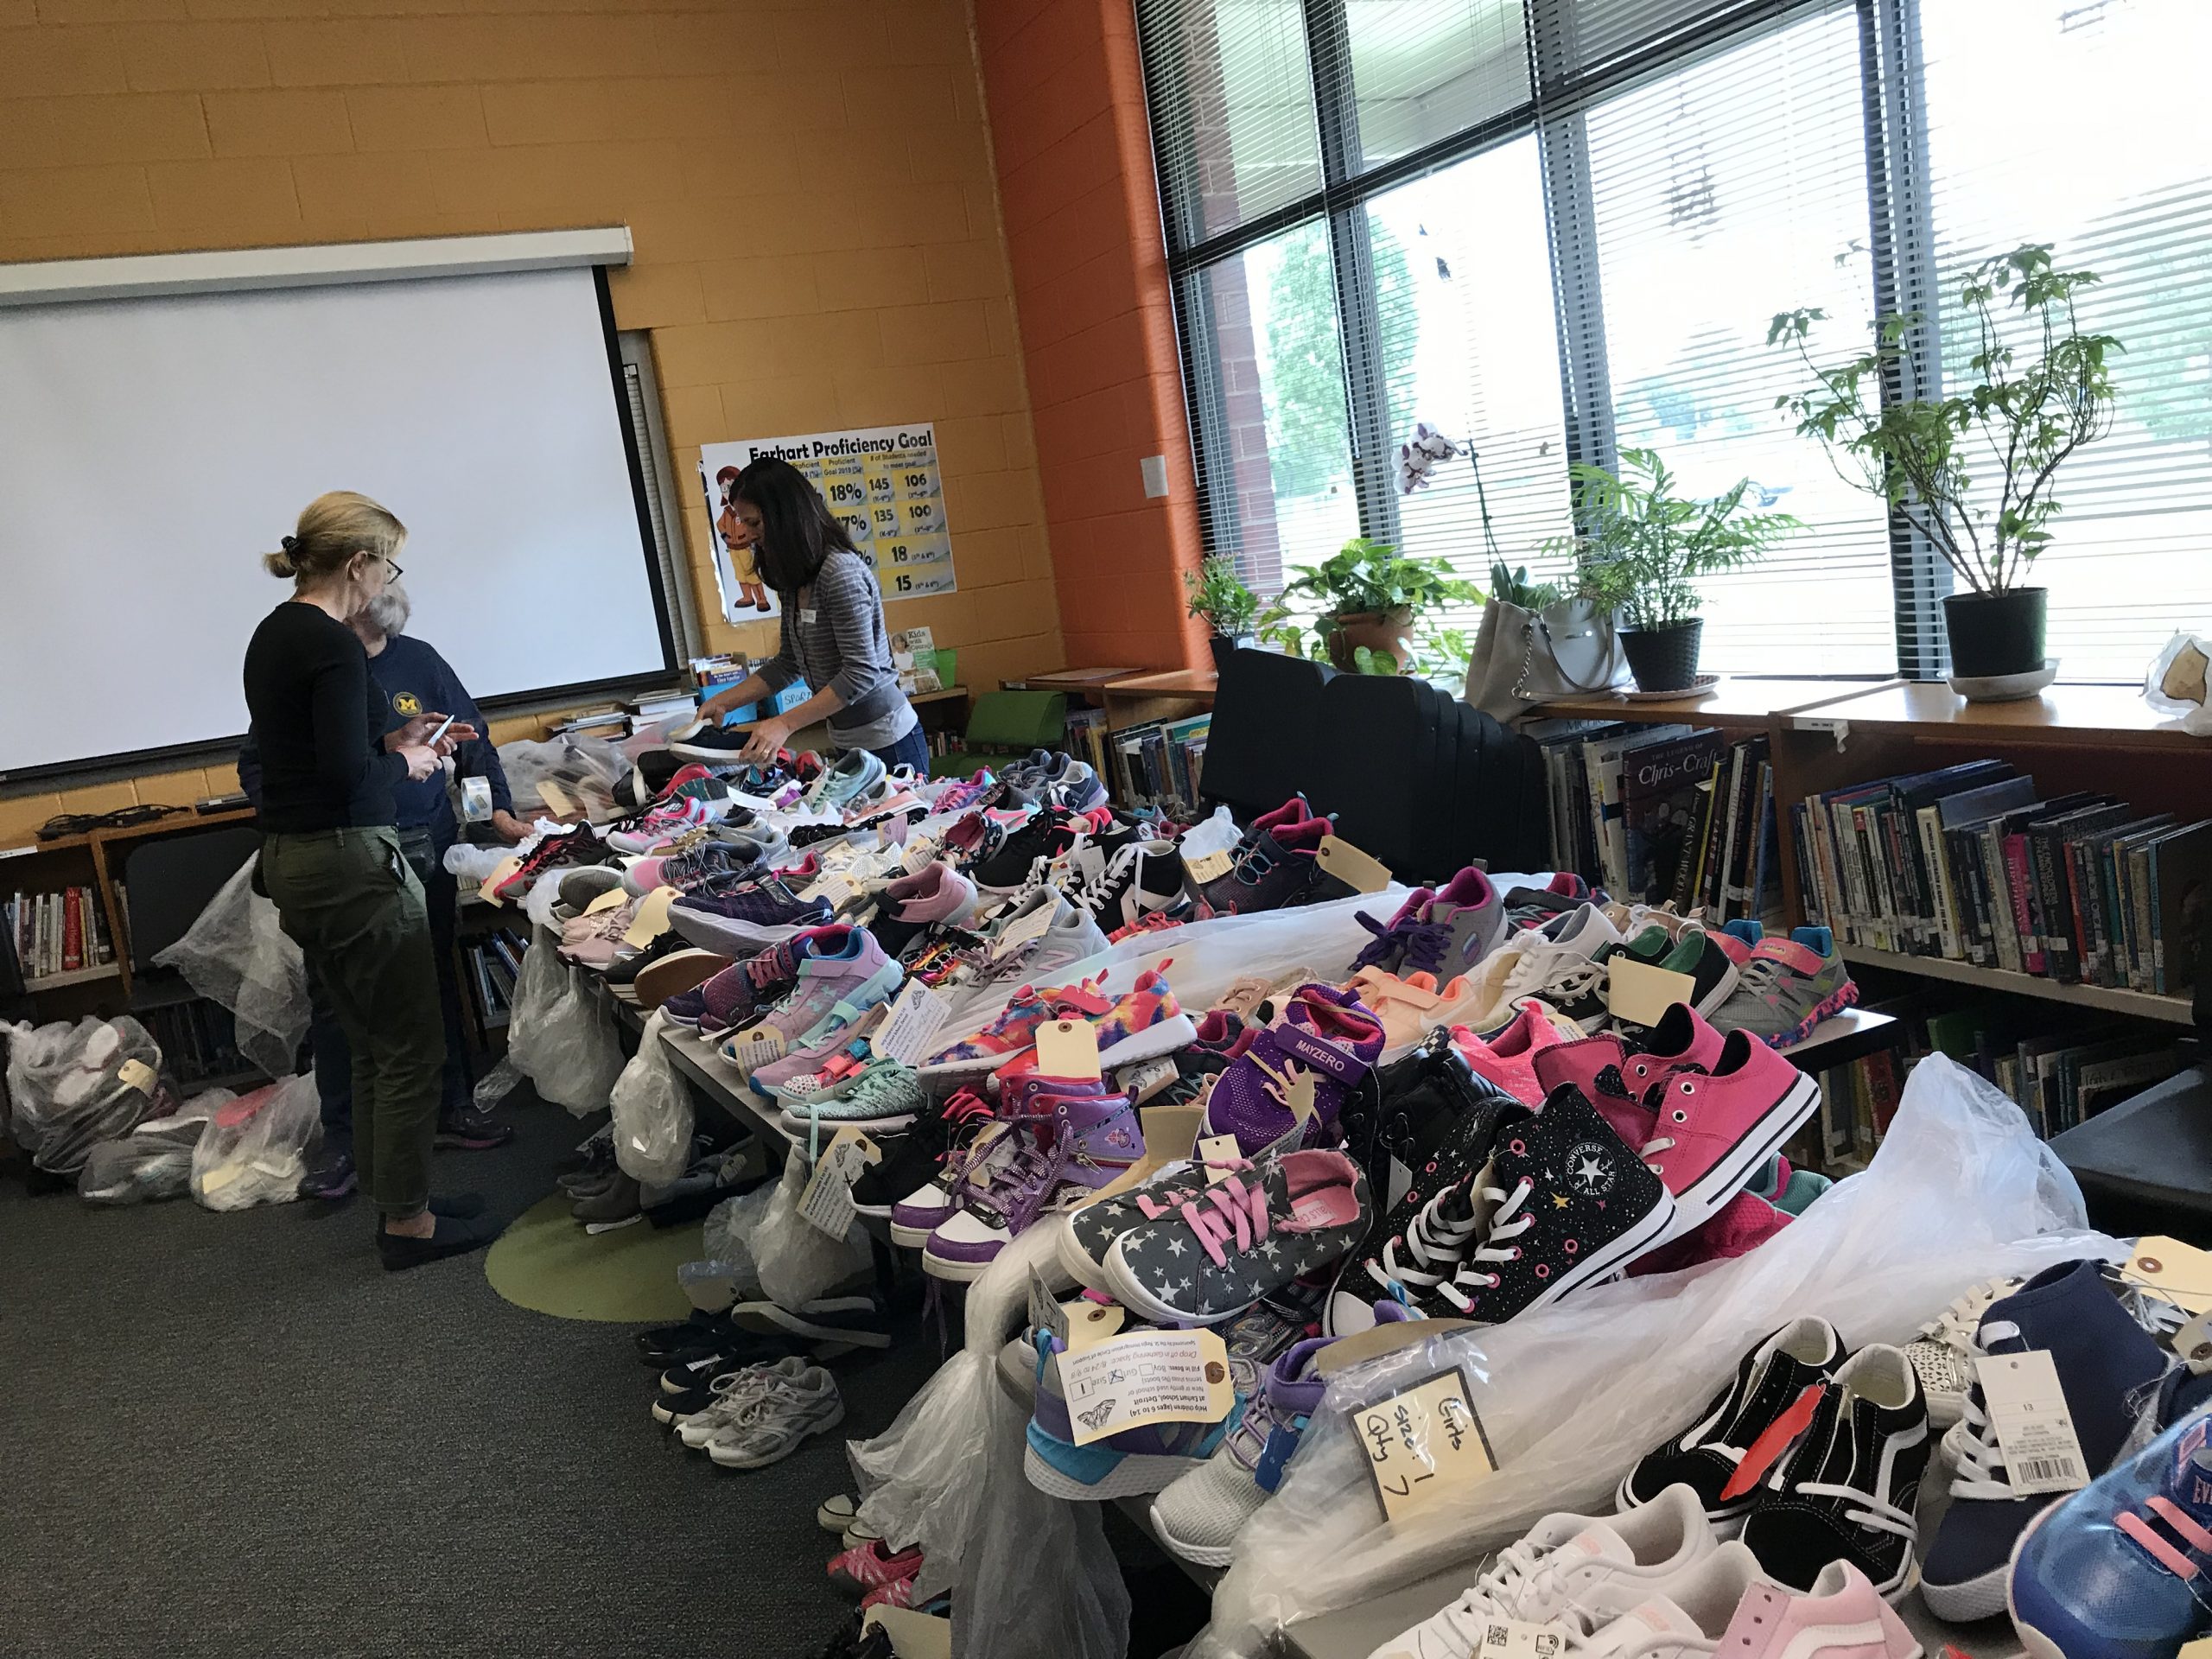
[0,0,1066,845]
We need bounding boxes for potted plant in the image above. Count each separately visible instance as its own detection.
[1553,448,1800,692]
[1272,537,1481,671]
[1182,554,1261,671]
[1770,244,2120,691]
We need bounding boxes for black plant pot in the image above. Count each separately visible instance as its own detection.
[1942,588,2047,679]
[1619,620,1704,693]
[1207,632,1253,672]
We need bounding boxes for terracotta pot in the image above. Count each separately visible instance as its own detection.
[1324,606,1415,671]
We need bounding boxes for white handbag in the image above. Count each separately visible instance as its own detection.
[1464,595,1629,720]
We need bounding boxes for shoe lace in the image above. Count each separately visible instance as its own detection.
[1066,841,1145,918]
[1432,1177,1535,1311]
[1503,943,1607,1007]
[1947,1319,2024,1502]
[1915,1277,2014,1352]
[1636,1065,1713,1170]
[1140,1162,1269,1268]
[1434,1540,1603,1641]
[1366,1183,1478,1297]
[2101,1261,2195,1341]
[1792,1474,1919,1541]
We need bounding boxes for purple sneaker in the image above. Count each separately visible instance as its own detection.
[746,956,908,1095]
[668,878,834,955]
[718,928,897,1076]
[1348,885,1438,974]
[664,926,833,1034]
[922,1086,1140,1281]
[1418,864,1505,973]
[1198,984,1384,1155]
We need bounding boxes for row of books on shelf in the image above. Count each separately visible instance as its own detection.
[1791,758,2212,995]
[1783,991,2189,1174]
[5,886,116,982]
[1526,720,1780,922]
[141,999,248,1089]
[1066,708,1210,813]
[464,930,528,1030]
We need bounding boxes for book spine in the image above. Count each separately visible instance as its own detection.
[1919,807,1959,960]
[2097,842,2128,989]
[1982,826,2021,973]
[2151,842,2170,995]
[2064,838,2098,987]
[1866,804,1902,951]
[2005,835,2044,976]
[1951,829,1991,967]
[1749,761,1775,921]
[1829,799,1863,945]
[2130,844,2158,994]
[61,887,82,974]
[2031,828,2071,979]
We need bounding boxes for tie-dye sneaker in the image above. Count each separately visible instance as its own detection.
[993,965,1198,1084]
[919,976,1116,1077]
[1710,925,1859,1048]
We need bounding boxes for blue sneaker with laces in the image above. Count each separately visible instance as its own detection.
[2008,1401,2212,1659]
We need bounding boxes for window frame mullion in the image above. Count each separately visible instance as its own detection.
[1530,0,1619,484]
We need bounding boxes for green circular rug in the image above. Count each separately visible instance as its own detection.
[483,1193,702,1323]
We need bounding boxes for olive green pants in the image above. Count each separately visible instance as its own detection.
[262,827,447,1219]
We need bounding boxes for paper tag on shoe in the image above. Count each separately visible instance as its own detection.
[582,885,630,916]
[118,1058,157,1096]
[1183,847,1234,887]
[1195,1133,1242,1185]
[1975,1349,2091,1495]
[478,855,524,905]
[1033,1018,1103,1082]
[802,870,862,910]
[1063,1298,1125,1352]
[1076,1103,1204,1207]
[873,979,950,1066]
[1474,1619,1573,1659]
[537,779,579,818]
[901,836,939,874]
[1353,1366,1498,1523]
[1605,957,1698,1029]
[1316,835,1392,893]
[724,1025,787,1072]
[2177,1309,2212,1373]
[798,1125,881,1236]
[1057,1327,1233,1446]
[2123,1236,2212,1316]
[990,899,1060,957]
[622,885,681,948]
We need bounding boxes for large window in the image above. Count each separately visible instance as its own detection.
[1138,0,2212,681]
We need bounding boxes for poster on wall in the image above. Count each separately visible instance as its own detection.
[697,422,957,625]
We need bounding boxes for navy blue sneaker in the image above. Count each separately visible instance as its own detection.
[2008,1403,2212,1659]
[1923,1259,2171,1623]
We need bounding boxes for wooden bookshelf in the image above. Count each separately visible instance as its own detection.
[1532,676,2212,1025]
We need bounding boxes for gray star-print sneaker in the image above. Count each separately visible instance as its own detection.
[1058,1161,1213,1292]
[1100,1147,1370,1325]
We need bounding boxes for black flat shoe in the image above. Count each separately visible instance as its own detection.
[378,1212,500,1272]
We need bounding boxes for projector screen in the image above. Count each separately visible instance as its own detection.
[0,264,671,780]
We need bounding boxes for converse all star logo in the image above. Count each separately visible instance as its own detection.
[1565,1141,1618,1198]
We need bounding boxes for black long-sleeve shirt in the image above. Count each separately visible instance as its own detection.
[242,601,404,832]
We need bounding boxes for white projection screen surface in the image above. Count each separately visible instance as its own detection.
[0,265,670,779]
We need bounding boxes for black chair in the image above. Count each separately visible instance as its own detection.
[2052,1063,2212,1244]
[1200,647,1334,821]
[120,825,260,976]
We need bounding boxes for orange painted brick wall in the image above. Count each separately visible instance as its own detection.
[0,0,1066,847]
[973,0,1207,672]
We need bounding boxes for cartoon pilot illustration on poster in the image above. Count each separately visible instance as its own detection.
[713,464,772,614]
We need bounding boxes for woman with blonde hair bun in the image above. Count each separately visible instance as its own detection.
[243,491,498,1270]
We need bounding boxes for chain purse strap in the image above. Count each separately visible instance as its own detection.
[1512,607,1621,702]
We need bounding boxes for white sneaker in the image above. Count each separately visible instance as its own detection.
[1481,937,1611,1027]
[702,1361,844,1469]
[676,1355,810,1448]
[1904,1274,2023,1434]
[944,892,1109,1008]
[1366,1484,1723,1658]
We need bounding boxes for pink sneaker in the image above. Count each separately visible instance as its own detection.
[1716,1560,1919,1659]
[1642,1028,1821,1239]
[1618,1002,1728,1095]
[607,795,709,855]
[1447,1001,1567,1104]
[1535,1031,1651,1147]
[992,965,1197,1083]
[1630,1189,1792,1276]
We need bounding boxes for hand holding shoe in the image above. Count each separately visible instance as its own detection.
[741,715,796,764]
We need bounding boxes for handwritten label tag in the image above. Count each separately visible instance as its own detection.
[582,885,630,916]
[622,885,681,948]
[1057,1327,1234,1446]
[479,855,523,904]
[2123,1236,2212,1316]
[1316,834,1392,893]
[901,836,939,875]
[1033,1018,1103,1082]
[798,1126,880,1236]
[1195,1132,1241,1185]
[873,979,950,1066]
[537,779,579,818]
[1063,1299,1125,1352]
[118,1058,157,1096]
[1605,956,1698,1028]
[1183,847,1233,887]
[989,898,1059,958]
[722,1025,787,1073]
[1354,1367,1497,1523]
[1975,1350,2090,1496]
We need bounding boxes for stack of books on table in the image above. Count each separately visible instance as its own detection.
[1791,760,2212,996]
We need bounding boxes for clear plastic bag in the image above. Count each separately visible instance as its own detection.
[3,1014,168,1176]
[151,854,308,1081]
[189,1074,321,1211]
[1189,1052,2121,1657]
[505,925,582,1095]
[609,1008,694,1185]
[849,1220,1072,1587]
[473,1055,525,1112]
[2143,631,2212,734]
[496,734,632,822]
[752,1153,874,1312]
[951,1381,1131,1659]
[520,960,626,1118]
[703,1178,782,1296]
[77,1090,229,1205]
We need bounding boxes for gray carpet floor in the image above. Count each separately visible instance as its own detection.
[0,1097,942,1659]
